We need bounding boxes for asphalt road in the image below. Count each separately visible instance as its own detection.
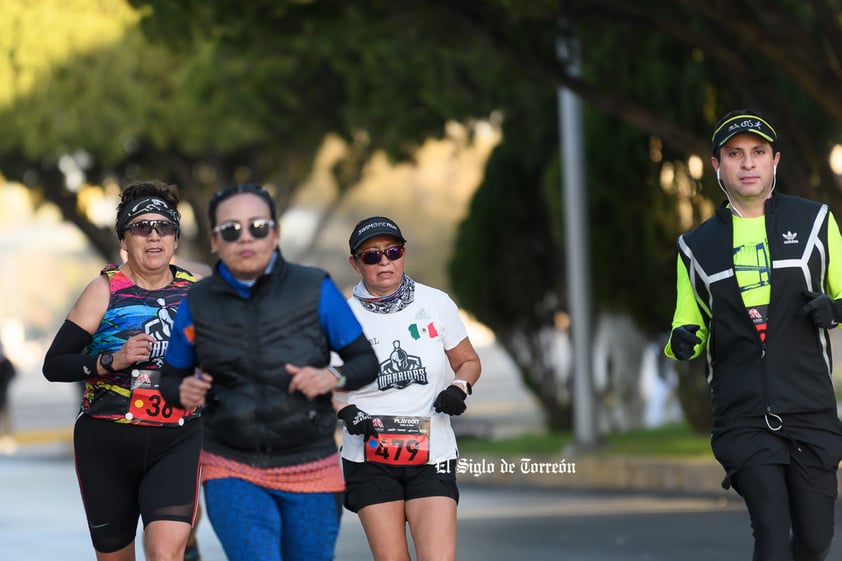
[3,441,817,561]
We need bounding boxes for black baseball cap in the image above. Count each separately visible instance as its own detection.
[711,111,777,155]
[349,216,406,254]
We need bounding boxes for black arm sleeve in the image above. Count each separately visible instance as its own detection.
[42,320,99,382]
[335,332,379,391]
[159,363,195,409]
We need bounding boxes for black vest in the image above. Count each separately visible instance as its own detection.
[188,255,337,467]
[680,194,836,426]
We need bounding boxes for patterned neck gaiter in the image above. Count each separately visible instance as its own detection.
[353,273,415,314]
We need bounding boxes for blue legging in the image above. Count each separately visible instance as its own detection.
[732,464,837,561]
[204,478,341,561]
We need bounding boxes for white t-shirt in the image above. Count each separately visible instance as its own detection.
[340,281,468,464]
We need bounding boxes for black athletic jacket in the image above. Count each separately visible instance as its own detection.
[678,194,839,427]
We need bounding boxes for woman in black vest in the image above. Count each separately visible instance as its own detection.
[160,183,378,561]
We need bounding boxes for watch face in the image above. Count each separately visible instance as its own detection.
[101,352,113,369]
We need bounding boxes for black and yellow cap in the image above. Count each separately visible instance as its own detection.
[711,113,777,154]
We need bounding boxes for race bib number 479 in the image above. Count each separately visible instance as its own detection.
[365,415,430,466]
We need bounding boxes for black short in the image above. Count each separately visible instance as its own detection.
[712,411,842,491]
[341,458,459,513]
[74,414,202,553]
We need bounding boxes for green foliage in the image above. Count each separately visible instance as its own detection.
[594,423,712,458]
[583,113,680,334]
[450,101,562,334]
[459,432,572,456]
[130,0,500,159]
[1,1,150,163]
[459,423,712,458]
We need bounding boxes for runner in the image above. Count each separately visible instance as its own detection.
[336,216,482,561]
[159,183,378,561]
[43,180,202,561]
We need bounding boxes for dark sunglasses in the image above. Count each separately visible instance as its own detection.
[213,219,275,242]
[356,245,405,265]
[124,220,178,237]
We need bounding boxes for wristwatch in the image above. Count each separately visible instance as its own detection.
[451,379,472,396]
[328,366,347,389]
[99,352,116,373]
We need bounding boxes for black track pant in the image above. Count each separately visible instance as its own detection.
[732,463,836,561]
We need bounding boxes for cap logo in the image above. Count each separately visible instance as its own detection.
[727,119,763,134]
[711,113,777,153]
[356,221,399,236]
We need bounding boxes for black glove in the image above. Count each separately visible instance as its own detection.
[337,405,379,440]
[434,385,468,416]
[799,291,841,329]
[670,325,701,361]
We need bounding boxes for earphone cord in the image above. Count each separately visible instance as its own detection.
[716,168,777,218]
[717,175,744,217]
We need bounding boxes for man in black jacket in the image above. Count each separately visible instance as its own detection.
[666,110,842,561]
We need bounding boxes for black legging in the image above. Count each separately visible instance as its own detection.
[732,463,836,561]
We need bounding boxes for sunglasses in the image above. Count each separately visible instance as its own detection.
[124,220,178,237]
[213,219,275,242]
[355,245,405,265]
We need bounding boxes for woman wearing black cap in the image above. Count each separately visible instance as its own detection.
[43,180,202,561]
[666,110,842,561]
[335,216,482,561]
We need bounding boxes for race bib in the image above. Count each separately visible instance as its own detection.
[126,369,189,426]
[364,415,430,466]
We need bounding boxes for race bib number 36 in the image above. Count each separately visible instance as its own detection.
[365,415,430,466]
[126,369,188,426]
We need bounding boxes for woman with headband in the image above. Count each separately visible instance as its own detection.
[43,180,202,561]
[666,110,842,561]
[159,183,379,561]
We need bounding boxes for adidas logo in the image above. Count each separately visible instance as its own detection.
[782,231,798,245]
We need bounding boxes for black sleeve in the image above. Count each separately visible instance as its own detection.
[42,320,99,382]
[160,363,195,409]
[335,332,379,391]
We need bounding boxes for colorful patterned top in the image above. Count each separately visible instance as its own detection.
[83,263,198,426]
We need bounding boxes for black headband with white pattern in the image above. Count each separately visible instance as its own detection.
[116,196,180,238]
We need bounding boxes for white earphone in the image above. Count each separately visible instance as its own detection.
[716,168,721,181]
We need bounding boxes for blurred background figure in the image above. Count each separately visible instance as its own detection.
[0,341,17,455]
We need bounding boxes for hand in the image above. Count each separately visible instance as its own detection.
[115,333,157,370]
[434,385,467,416]
[337,405,379,440]
[179,370,212,409]
[670,325,701,361]
[286,364,335,398]
[799,291,840,329]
